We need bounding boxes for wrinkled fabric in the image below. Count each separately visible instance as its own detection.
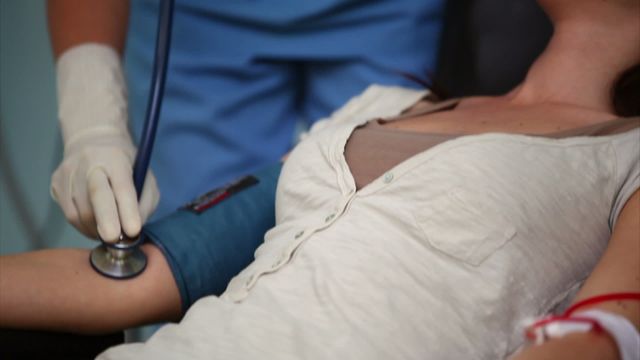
[100,85,640,360]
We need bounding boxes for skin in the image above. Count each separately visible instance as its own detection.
[47,0,129,57]
[0,0,637,358]
[0,244,181,334]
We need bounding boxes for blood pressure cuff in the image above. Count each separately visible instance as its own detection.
[142,162,282,314]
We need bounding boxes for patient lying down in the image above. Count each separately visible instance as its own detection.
[1,0,639,359]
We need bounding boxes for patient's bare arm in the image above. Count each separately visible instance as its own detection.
[0,244,181,334]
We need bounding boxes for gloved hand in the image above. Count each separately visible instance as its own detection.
[51,44,160,242]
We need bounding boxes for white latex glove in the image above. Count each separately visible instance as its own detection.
[51,44,159,242]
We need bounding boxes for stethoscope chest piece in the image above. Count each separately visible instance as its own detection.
[89,0,173,280]
[90,235,147,279]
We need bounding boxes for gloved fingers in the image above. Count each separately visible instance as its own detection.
[71,167,100,239]
[52,164,94,239]
[138,170,160,224]
[73,198,99,239]
[88,167,123,243]
[109,165,141,239]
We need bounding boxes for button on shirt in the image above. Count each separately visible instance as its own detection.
[224,86,428,302]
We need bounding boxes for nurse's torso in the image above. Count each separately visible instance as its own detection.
[125,0,444,217]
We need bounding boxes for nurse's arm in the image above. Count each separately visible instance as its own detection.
[512,190,640,360]
[48,0,129,57]
[0,244,181,334]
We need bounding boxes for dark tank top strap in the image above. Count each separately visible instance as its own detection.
[382,98,462,122]
[548,116,640,138]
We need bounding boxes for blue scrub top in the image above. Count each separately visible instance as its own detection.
[125,0,444,218]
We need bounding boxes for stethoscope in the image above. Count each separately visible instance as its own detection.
[90,0,175,279]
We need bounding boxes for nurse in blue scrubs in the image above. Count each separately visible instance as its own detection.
[126,0,445,219]
[48,0,443,244]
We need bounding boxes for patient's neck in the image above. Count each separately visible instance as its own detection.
[507,16,640,114]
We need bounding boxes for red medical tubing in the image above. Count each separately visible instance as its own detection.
[526,292,640,340]
[564,292,640,316]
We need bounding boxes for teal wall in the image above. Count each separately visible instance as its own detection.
[0,0,90,254]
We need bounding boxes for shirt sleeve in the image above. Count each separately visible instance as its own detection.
[609,128,640,229]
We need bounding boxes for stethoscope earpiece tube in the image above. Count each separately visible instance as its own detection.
[133,0,174,196]
[90,0,175,279]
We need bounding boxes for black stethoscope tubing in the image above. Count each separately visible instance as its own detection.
[90,0,175,279]
[133,0,174,197]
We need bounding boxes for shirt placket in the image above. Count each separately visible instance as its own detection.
[243,191,357,291]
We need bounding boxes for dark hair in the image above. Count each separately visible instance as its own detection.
[398,71,449,101]
[612,63,640,117]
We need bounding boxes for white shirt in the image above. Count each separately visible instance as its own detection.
[100,85,640,360]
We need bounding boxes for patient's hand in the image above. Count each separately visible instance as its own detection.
[0,244,181,334]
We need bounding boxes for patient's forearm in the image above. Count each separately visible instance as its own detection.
[511,332,618,360]
[0,244,180,334]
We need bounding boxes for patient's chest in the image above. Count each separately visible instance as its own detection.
[279,125,620,271]
[257,134,618,357]
[273,101,627,290]
[223,86,638,359]
[343,96,628,190]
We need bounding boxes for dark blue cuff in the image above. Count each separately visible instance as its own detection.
[142,162,281,313]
